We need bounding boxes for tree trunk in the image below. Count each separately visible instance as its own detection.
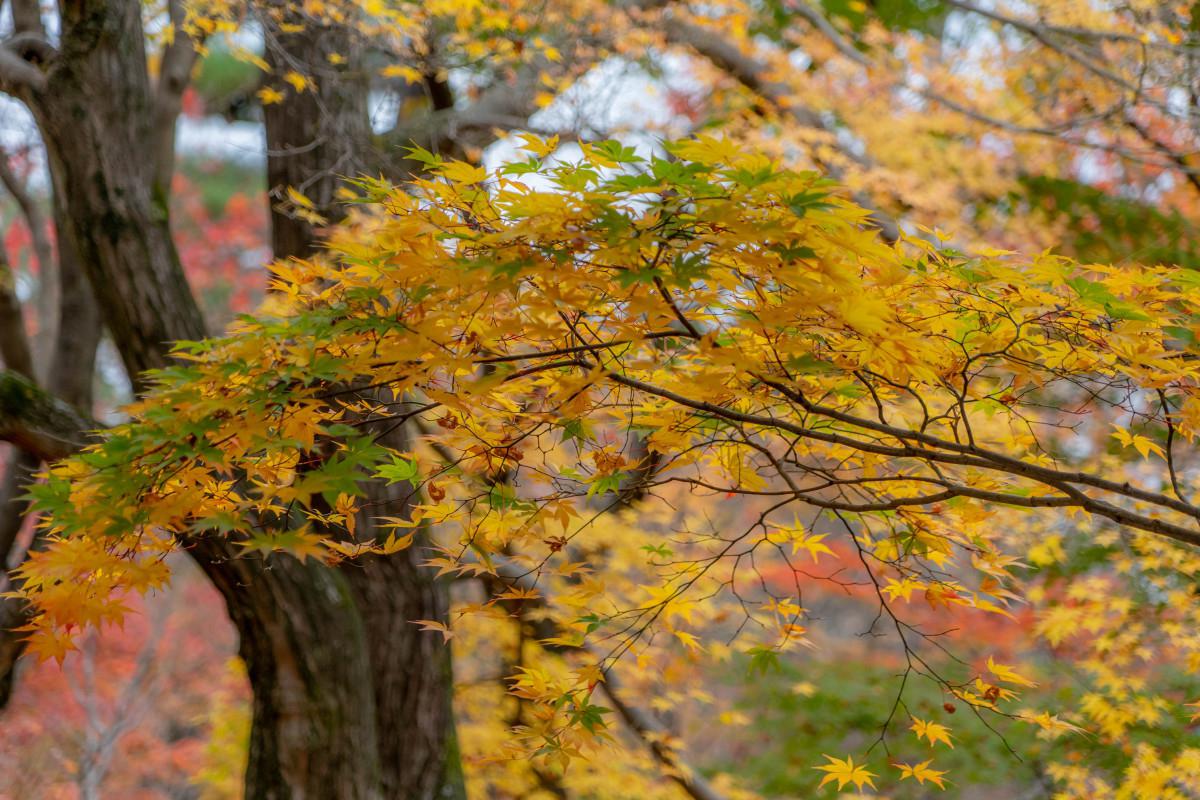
[2,0,466,796]
[344,481,462,800]
[255,7,464,793]
[29,0,206,389]
[183,434,463,800]
[187,537,385,798]
[260,0,371,259]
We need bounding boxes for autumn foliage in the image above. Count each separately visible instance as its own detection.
[7,0,1200,797]
[9,133,1200,795]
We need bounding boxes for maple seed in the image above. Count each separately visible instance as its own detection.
[545,536,568,553]
[427,483,446,502]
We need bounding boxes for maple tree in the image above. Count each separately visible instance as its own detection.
[15,136,1200,796]
[4,0,1200,798]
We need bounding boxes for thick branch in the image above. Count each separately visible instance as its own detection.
[565,360,1200,549]
[0,450,38,567]
[0,189,99,709]
[0,369,98,462]
[7,0,45,37]
[381,64,549,164]
[596,665,727,800]
[0,39,47,93]
[659,14,820,127]
[789,0,869,67]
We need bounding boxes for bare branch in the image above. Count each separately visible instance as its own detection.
[944,0,1189,54]
[565,360,1200,548]
[597,664,729,800]
[0,147,57,366]
[1125,114,1200,196]
[152,0,202,191]
[0,249,34,379]
[790,3,1200,192]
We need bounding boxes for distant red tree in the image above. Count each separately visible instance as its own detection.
[0,561,245,799]
[170,169,269,323]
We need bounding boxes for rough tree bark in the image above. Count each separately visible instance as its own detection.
[256,7,463,794]
[26,0,207,387]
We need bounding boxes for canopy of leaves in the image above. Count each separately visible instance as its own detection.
[21,136,1200,795]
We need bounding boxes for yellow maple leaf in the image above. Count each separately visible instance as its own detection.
[987,656,1037,688]
[881,576,924,602]
[438,160,488,185]
[814,754,876,791]
[792,531,835,562]
[494,585,541,602]
[1018,710,1083,737]
[286,185,315,210]
[911,717,954,748]
[334,492,357,536]
[673,629,705,652]
[515,132,560,158]
[283,70,313,92]
[257,86,285,105]
[380,64,422,83]
[230,46,269,72]
[896,759,947,788]
[379,531,415,554]
[1112,426,1164,459]
[412,619,454,642]
[26,628,74,665]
